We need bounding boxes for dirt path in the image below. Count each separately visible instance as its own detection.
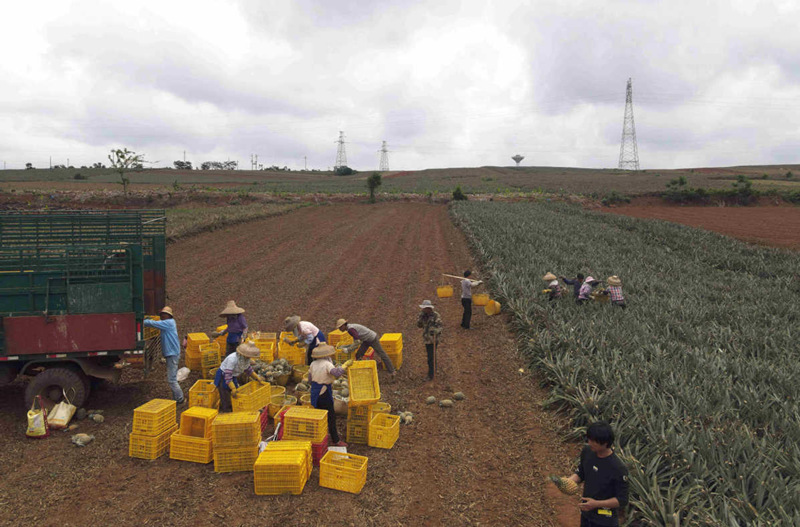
[604,203,800,250]
[0,202,581,526]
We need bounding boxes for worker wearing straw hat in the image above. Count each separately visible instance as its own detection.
[335,319,397,377]
[283,315,326,366]
[416,300,443,381]
[601,276,626,309]
[213,300,248,356]
[542,272,562,302]
[143,306,184,404]
[307,344,352,447]
[214,342,266,413]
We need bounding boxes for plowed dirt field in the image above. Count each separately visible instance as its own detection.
[0,203,581,526]
[605,203,800,250]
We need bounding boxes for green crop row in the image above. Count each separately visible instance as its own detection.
[450,201,800,525]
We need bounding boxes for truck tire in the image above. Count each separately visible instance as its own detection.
[24,367,89,409]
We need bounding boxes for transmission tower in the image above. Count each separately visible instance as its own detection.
[334,131,347,169]
[618,78,640,170]
[378,141,389,171]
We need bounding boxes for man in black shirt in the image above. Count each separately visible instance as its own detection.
[567,421,629,526]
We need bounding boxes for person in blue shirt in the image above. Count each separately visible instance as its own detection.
[143,306,184,404]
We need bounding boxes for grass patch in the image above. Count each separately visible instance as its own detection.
[166,203,305,241]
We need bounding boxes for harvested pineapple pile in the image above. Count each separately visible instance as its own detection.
[253,358,292,384]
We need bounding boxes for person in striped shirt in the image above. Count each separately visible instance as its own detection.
[601,276,626,309]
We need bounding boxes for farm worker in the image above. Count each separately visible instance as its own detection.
[601,276,626,309]
[143,306,184,404]
[213,300,248,356]
[542,272,562,301]
[460,270,483,329]
[283,315,326,366]
[577,276,601,305]
[335,319,397,376]
[307,344,352,447]
[214,342,266,413]
[561,421,629,525]
[560,273,585,300]
[416,300,443,381]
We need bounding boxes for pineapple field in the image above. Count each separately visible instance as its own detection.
[451,201,800,525]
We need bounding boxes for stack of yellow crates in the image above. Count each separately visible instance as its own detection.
[254,449,309,495]
[170,407,217,463]
[212,412,261,472]
[277,332,306,366]
[200,342,221,379]
[185,333,210,371]
[346,402,389,445]
[327,329,354,364]
[379,333,403,370]
[129,399,178,460]
[251,339,275,363]
[188,379,220,409]
[346,362,384,444]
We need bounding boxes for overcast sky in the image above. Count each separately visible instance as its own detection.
[1,0,799,171]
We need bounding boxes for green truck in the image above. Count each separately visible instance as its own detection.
[0,210,166,408]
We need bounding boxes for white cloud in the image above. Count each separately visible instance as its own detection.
[1,0,799,171]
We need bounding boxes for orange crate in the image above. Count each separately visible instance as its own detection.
[129,423,178,460]
[188,379,220,409]
[347,360,381,406]
[254,450,309,495]
[319,451,368,494]
[231,381,271,413]
[214,445,259,473]
[170,432,213,464]
[132,399,177,436]
[212,411,261,448]
[282,406,328,443]
[179,406,218,438]
[368,413,400,449]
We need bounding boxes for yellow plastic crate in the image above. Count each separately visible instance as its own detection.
[327,329,353,347]
[436,285,454,298]
[253,340,275,362]
[379,333,403,352]
[250,331,277,345]
[347,360,381,406]
[254,450,309,495]
[346,405,371,445]
[129,423,178,460]
[201,342,221,368]
[188,379,220,409]
[212,411,261,448]
[472,293,490,306]
[170,432,213,464]
[319,451,368,494]
[282,406,328,443]
[368,413,400,449]
[214,445,259,473]
[186,332,210,353]
[132,399,177,436]
[379,348,403,371]
[277,342,306,366]
[179,406,218,438]
[371,402,391,415]
[143,315,160,340]
[232,381,271,413]
[263,440,313,476]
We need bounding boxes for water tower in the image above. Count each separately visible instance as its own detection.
[512,155,524,167]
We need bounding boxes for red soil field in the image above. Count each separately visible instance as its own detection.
[606,203,800,250]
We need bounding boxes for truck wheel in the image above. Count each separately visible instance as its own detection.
[24,367,89,409]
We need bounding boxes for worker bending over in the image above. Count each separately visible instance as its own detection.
[214,342,266,412]
[336,319,397,377]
